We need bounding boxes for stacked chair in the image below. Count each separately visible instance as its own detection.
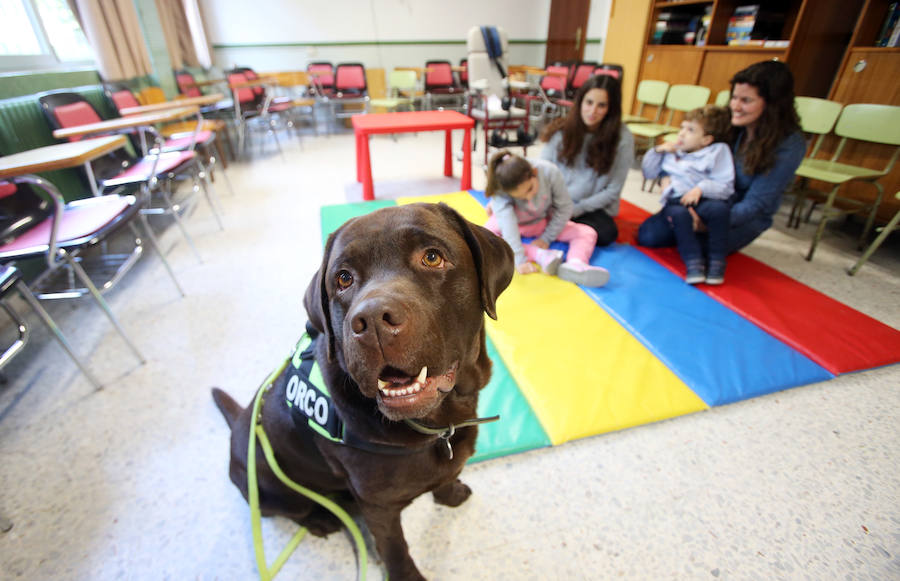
[225,67,300,158]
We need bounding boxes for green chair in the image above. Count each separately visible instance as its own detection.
[789,103,900,261]
[369,69,419,113]
[786,96,844,226]
[627,84,711,150]
[623,79,669,124]
[848,191,900,275]
[715,89,730,107]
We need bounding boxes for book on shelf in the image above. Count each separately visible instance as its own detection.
[726,4,786,44]
[876,2,899,46]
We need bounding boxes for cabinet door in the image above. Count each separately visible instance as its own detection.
[828,50,900,223]
[830,50,900,105]
[697,49,787,98]
[640,47,704,85]
[635,47,704,119]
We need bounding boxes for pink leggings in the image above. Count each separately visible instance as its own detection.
[484,216,598,264]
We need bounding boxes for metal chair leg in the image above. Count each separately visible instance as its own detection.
[130,219,185,297]
[805,185,841,261]
[60,250,145,364]
[156,184,203,263]
[14,280,103,389]
[196,167,225,230]
[848,202,900,275]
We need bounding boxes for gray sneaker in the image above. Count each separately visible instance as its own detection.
[558,261,610,287]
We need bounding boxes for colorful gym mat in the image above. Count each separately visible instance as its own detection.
[320,191,900,462]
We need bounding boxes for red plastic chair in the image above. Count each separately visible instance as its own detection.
[331,62,369,121]
[424,60,464,111]
[307,62,335,97]
[568,61,598,98]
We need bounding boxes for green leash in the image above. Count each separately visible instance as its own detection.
[247,357,368,581]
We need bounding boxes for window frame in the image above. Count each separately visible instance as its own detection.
[0,0,95,73]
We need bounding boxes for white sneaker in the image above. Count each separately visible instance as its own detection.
[534,248,564,275]
[558,260,610,287]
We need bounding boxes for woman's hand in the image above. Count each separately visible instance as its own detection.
[532,239,549,249]
[688,207,708,232]
[517,262,539,275]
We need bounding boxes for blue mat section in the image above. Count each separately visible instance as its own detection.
[469,188,834,406]
[581,244,834,405]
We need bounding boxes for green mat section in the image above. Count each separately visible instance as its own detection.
[319,201,551,462]
[319,200,396,246]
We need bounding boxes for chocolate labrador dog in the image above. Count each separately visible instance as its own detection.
[212,202,513,580]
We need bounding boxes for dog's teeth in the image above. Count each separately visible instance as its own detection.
[378,379,389,391]
[417,366,427,384]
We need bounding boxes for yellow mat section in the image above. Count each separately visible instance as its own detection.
[397,192,708,445]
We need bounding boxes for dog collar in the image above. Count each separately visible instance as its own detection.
[278,324,499,458]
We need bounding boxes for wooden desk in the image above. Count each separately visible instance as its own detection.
[0,136,127,180]
[52,106,200,141]
[119,94,224,116]
[352,111,473,201]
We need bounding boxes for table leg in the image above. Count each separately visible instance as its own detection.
[444,129,452,177]
[461,127,472,191]
[361,134,374,201]
[355,131,362,183]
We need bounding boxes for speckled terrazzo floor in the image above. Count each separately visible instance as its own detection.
[1,124,898,580]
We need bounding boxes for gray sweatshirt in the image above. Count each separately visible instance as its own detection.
[539,127,635,217]
[489,159,573,265]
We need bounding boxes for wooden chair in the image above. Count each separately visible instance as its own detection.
[623,79,669,124]
[788,103,900,261]
[627,84,711,151]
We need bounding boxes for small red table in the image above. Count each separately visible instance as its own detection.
[352,111,474,200]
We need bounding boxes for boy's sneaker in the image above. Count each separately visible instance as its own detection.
[534,248,563,275]
[558,260,610,287]
[705,260,726,285]
[685,261,706,285]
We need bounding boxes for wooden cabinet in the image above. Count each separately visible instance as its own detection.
[629,0,900,223]
[827,0,900,221]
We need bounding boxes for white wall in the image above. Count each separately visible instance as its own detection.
[199,0,611,74]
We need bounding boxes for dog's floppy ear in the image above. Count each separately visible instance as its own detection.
[437,202,514,320]
[303,231,337,361]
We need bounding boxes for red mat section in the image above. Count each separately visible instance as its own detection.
[615,201,900,375]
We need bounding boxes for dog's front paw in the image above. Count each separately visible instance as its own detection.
[431,479,472,507]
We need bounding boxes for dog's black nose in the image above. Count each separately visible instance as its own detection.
[350,296,408,344]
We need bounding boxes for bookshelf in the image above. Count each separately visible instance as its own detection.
[636,0,863,110]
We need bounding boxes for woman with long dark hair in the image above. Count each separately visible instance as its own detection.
[637,60,805,253]
[539,74,635,246]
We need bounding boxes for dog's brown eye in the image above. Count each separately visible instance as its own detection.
[336,270,353,289]
[422,249,444,268]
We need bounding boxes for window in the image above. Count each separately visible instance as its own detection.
[0,0,94,72]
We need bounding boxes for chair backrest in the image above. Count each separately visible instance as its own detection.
[715,89,730,107]
[0,180,51,246]
[635,79,669,106]
[334,63,367,94]
[665,84,711,113]
[226,70,256,106]
[467,25,510,98]
[388,70,418,95]
[105,85,142,115]
[424,60,455,91]
[175,71,202,97]
[235,67,265,97]
[137,86,167,105]
[541,65,569,94]
[594,63,623,82]
[37,91,104,142]
[569,61,598,95]
[834,103,900,146]
[308,62,334,88]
